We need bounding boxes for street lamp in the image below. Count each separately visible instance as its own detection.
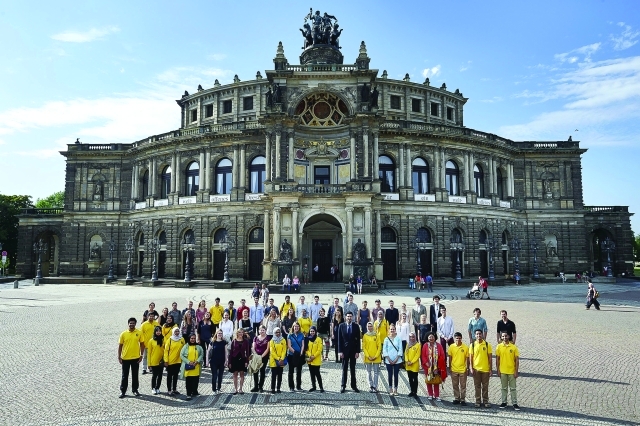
[335,254,342,281]
[486,236,498,281]
[413,237,430,277]
[303,254,310,284]
[530,237,540,279]
[33,238,48,280]
[125,237,134,280]
[600,237,615,277]
[147,238,159,282]
[510,237,522,274]
[107,238,116,281]
[182,236,196,282]
[219,234,236,283]
[449,234,465,281]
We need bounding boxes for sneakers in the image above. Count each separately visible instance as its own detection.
[426,396,433,400]
[142,370,148,375]
[474,403,481,408]
[435,397,442,402]
[484,403,491,408]
[152,389,157,395]
[132,390,140,397]
[119,393,126,399]
[308,387,316,392]
[513,404,521,411]
[186,396,192,401]
[500,403,507,409]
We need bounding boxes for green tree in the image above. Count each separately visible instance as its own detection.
[0,194,34,272]
[35,191,64,209]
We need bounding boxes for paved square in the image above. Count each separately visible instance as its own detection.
[1,280,639,425]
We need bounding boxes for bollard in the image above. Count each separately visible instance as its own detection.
[35,278,39,286]
[14,280,18,289]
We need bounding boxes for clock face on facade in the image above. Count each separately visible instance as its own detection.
[294,92,349,126]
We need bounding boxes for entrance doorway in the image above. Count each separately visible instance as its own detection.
[248,250,263,280]
[312,239,332,281]
[382,249,397,280]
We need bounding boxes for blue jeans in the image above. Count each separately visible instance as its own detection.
[386,363,400,388]
[211,362,225,391]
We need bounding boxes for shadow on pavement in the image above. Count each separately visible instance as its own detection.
[519,371,629,385]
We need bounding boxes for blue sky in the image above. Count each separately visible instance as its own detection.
[0,0,638,232]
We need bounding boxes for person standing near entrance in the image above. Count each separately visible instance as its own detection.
[426,274,433,292]
[479,276,490,299]
[330,265,335,282]
[338,312,361,393]
[313,263,319,281]
[118,317,145,398]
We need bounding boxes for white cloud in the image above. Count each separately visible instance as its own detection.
[460,61,472,72]
[422,65,441,78]
[555,42,600,63]
[479,96,503,103]
[208,53,227,61]
[50,26,120,43]
[611,22,640,51]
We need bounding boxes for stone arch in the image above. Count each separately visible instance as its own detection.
[288,88,355,119]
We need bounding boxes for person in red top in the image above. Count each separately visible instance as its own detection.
[421,332,447,400]
[479,276,490,300]
[236,299,250,321]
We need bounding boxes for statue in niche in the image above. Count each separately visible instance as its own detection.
[279,239,292,262]
[543,180,551,193]
[90,242,101,260]
[370,86,379,108]
[353,238,366,262]
[273,84,281,104]
[361,83,370,103]
[93,182,103,201]
[266,87,273,108]
[546,242,558,259]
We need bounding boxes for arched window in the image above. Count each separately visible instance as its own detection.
[381,227,397,242]
[160,166,171,199]
[474,164,484,197]
[496,169,504,200]
[412,158,429,194]
[214,228,228,243]
[250,156,266,193]
[215,158,232,195]
[445,160,459,196]
[185,162,199,196]
[184,229,195,244]
[141,170,149,198]
[417,227,432,243]
[158,231,167,245]
[479,230,488,244]
[379,155,395,192]
[502,231,509,245]
[138,232,145,246]
[248,227,264,243]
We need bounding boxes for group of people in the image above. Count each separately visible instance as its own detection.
[118,293,521,411]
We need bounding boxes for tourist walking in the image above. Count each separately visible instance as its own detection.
[363,322,382,392]
[180,334,203,400]
[586,282,600,310]
[207,329,228,393]
[479,276,490,299]
[496,332,520,410]
[382,324,402,395]
[118,317,145,398]
[421,332,447,401]
[306,326,325,392]
[469,329,493,408]
[448,332,469,405]
[164,327,185,395]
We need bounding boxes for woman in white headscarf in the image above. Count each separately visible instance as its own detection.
[164,327,185,395]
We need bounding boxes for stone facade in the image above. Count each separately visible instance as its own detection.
[17,33,634,281]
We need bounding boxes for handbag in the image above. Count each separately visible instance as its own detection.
[184,363,195,370]
[594,291,600,299]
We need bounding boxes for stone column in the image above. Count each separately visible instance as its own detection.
[150,158,157,197]
[174,152,181,194]
[489,157,495,194]
[345,207,353,259]
[375,210,382,259]
[170,154,176,193]
[364,207,372,260]
[462,152,469,193]
[275,131,281,180]
[292,207,298,260]
[205,150,212,190]
[273,207,281,260]
[232,145,239,188]
[263,209,270,260]
[132,164,138,199]
[468,152,475,191]
[199,151,205,191]
[440,149,446,188]
[239,145,246,189]
[433,147,441,189]
[265,133,271,181]
[405,144,412,188]
[363,129,369,178]
[509,163,515,197]
[288,131,294,180]
[350,132,356,180]
[399,144,405,187]
[372,132,379,178]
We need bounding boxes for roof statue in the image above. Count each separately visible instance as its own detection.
[302,8,341,49]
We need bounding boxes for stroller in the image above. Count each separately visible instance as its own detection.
[466,283,481,300]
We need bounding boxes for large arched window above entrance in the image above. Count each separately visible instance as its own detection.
[381,227,397,242]
[160,166,171,199]
[184,229,195,244]
[445,160,459,196]
[249,227,264,243]
[185,162,199,196]
[474,164,484,197]
[250,156,266,193]
[412,157,429,194]
[158,231,167,245]
[214,228,228,243]
[379,155,395,192]
[294,92,349,126]
[215,158,232,195]
[417,227,432,243]
[479,230,488,244]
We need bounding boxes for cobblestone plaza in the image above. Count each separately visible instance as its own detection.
[2,281,639,425]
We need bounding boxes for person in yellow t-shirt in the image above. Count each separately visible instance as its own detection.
[447,331,470,405]
[404,332,421,397]
[496,332,520,410]
[298,309,312,336]
[209,297,224,331]
[373,310,388,351]
[469,329,493,408]
[363,321,382,392]
[280,296,295,320]
[161,315,178,338]
[180,334,204,401]
[118,317,145,398]
[269,328,287,393]
[305,326,324,392]
[140,314,159,374]
[164,327,185,395]
[147,326,165,395]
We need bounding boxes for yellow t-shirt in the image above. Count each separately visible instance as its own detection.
[147,338,165,367]
[362,333,382,364]
[209,305,224,324]
[269,338,288,368]
[119,329,145,361]
[162,324,178,338]
[404,343,422,372]
[496,342,519,375]
[184,345,201,377]
[374,319,389,343]
[298,317,312,336]
[469,340,493,372]
[280,302,295,319]
[141,320,160,343]
[448,343,470,374]
[164,337,185,365]
[306,338,323,366]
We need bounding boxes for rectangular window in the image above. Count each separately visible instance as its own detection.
[205,104,213,118]
[243,96,254,111]
[430,102,439,116]
[314,166,330,185]
[390,95,401,110]
[412,98,421,113]
[190,109,197,122]
[222,100,232,114]
[447,107,454,121]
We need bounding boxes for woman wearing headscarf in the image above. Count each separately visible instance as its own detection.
[229,328,250,394]
[306,326,324,392]
[207,329,227,394]
[315,308,331,361]
[382,324,402,396]
[251,325,270,392]
[363,321,382,393]
[180,334,203,400]
[298,309,312,337]
[269,328,287,393]
[162,315,178,338]
[421,332,447,401]
[147,326,165,395]
[287,322,305,391]
[197,312,214,367]
[404,332,422,397]
[164,327,185,395]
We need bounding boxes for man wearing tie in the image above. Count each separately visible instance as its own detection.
[338,312,361,393]
[430,295,444,334]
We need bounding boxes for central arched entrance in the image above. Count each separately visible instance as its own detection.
[301,213,344,282]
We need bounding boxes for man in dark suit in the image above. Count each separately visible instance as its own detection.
[429,295,444,333]
[338,312,361,393]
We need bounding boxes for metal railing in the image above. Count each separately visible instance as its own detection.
[584,206,629,213]
[286,64,358,72]
[21,208,64,215]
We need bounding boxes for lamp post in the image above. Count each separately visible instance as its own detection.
[107,238,116,281]
[182,236,196,283]
[530,237,539,279]
[510,236,522,274]
[450,234,465,281]
[33,238,48,280]
[486,236,497,281]
[413,237,430,277]
[125,237,134,280]
[148,238,159,281]
[600,237,615,277]
[335,254,342,281]
[303,254,310,284]
[220,234,236,283]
